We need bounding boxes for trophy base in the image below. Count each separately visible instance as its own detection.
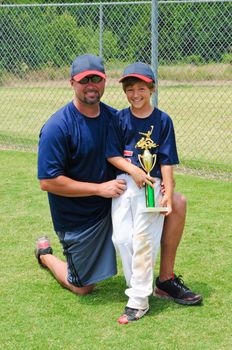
[142,207,169,213]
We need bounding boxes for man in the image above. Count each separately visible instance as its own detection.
[35,54,202,305]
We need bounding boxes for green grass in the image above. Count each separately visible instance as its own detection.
[179,158,232,179]
[0,81,231,177]
[0,63,232,177]
[158,63,232,82]
[1,150,232,350]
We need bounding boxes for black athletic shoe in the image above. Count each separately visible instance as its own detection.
[118,306,149,324]
[154,273,203,306]
[35,236,53,267]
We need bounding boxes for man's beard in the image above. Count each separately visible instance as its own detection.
[83,90,101,105]
[84,95,100,105]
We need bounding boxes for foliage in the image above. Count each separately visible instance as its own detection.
[0,2,231,73]
[158,2,231,64]
[0,60,7,84]
[181,55,204,66]
[221,53,232,64]
[1,0,135,3]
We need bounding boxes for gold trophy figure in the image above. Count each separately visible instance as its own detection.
[135,125,168,213]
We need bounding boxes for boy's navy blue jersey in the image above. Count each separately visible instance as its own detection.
[105,107,179,178]
[38,101,116,232]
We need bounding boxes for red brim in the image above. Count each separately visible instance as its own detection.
[72,70,106,81]
[119,74,153,83]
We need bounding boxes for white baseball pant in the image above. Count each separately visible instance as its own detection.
[112,174,164,310]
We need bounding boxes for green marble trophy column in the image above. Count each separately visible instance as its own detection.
[135,125,168,213]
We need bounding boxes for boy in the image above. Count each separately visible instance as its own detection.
[106,62,179,324]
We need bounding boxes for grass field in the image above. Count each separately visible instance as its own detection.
[1,150,232,350]
[1,62,232,177]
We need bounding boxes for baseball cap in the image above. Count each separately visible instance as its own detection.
[119,62,155,83]
[71,54,106,81]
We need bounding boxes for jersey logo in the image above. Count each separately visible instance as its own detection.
[124,150,133,157]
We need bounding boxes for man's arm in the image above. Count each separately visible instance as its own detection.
[107,156,155,189]
[39,176,126,199]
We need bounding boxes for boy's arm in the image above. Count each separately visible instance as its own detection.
[108,156,155,189]
[160,164,174,216]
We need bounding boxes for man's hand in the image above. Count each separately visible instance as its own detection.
[161,178,176,195]
[98,179,127,198]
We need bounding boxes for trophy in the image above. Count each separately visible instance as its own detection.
[135,125,168,213]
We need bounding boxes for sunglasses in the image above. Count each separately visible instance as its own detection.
[76,75,103,84]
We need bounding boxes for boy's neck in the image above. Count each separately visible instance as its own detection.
[130,105,154,118]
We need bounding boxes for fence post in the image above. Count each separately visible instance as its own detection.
[99,3,103,58]
[151,0,158,107]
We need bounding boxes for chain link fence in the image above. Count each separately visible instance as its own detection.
[0,0,231,180]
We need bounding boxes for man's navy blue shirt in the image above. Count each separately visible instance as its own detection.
[38,101,116,232]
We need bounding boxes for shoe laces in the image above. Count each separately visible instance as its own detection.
[173,274,190,292]
[125,307,138,317]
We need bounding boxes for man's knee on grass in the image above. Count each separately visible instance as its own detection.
[70,284,95,296]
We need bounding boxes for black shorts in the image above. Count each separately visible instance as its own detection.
[56,212,117,287]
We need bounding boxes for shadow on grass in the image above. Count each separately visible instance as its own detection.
[34,266,212,313]
[78,275,127,305]
[78,278,212,310]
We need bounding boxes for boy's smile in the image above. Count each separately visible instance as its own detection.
[125,81,154,117]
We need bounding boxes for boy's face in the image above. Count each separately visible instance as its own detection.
[124,81,154,112]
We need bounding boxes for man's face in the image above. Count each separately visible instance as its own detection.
[71,75,105,105]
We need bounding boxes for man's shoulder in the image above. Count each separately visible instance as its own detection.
[100,102,118,116]
[42,102,73,128]
[39,103,75,139]
[50,101,74,120]
[117,107,130,115]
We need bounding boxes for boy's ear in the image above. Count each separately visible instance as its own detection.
[150,86,155,94]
